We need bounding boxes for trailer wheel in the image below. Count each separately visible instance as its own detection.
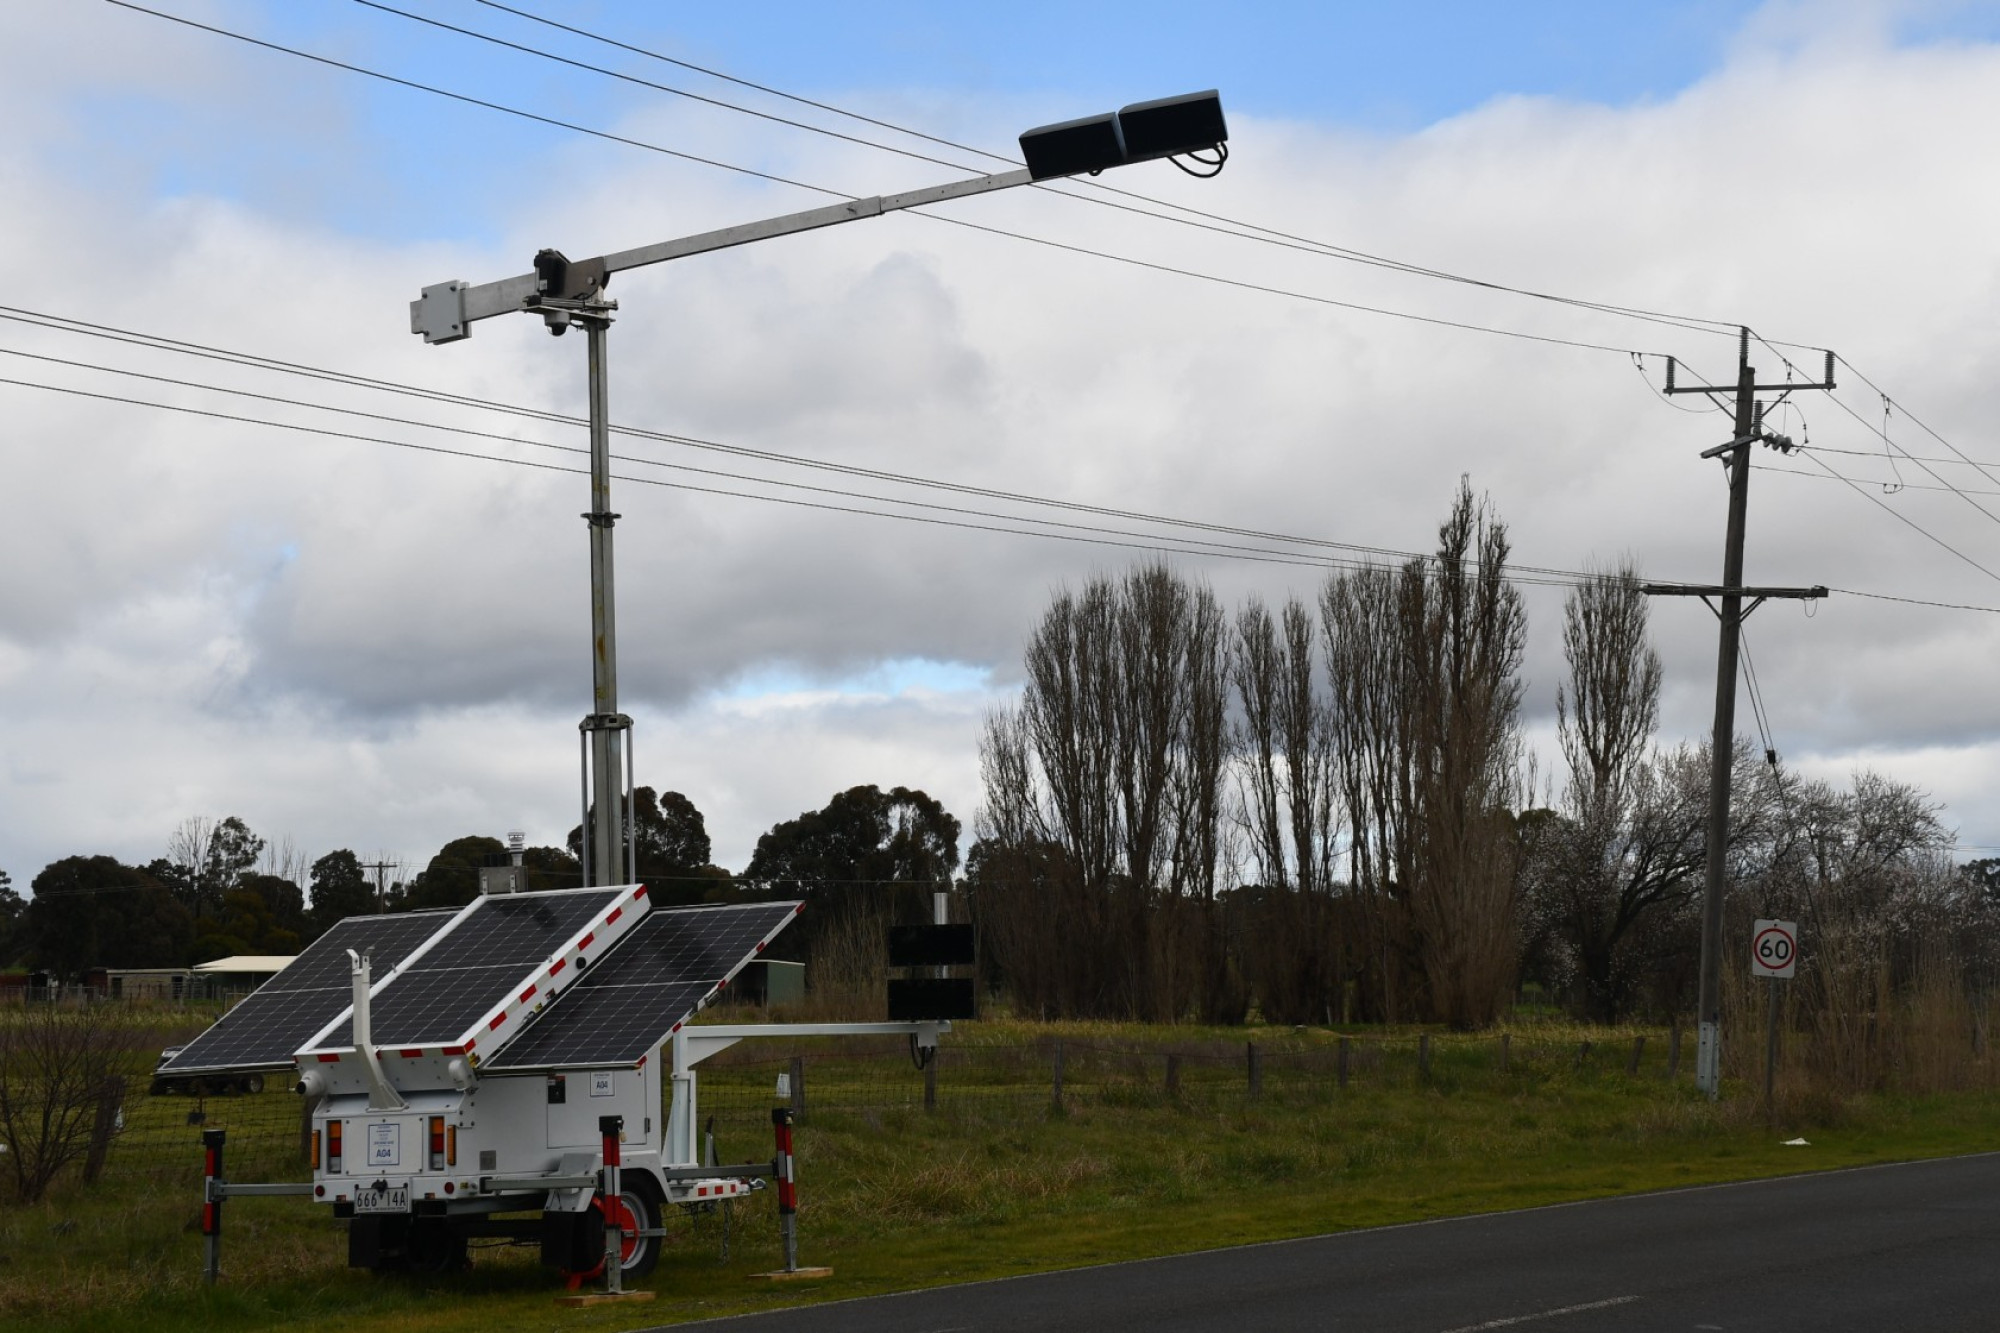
[241,1073,265,1095]
[567,1177,662,1283]
[620,1175,664,1279]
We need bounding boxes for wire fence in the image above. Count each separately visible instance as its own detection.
[29,1028,1690,1197]
[691,1028,1689,1154]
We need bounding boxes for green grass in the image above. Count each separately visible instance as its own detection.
[4,1020,1997,1333]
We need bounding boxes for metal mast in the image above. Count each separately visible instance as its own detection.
[408,92,1229,892]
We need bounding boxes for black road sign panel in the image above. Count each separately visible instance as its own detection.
[889,924,976,968]
[484,902,801,1071]
[887,978,977,1021]
[158,911,455,1074]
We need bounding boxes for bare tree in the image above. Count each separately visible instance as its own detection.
[1403,479,1528,1028]
[1522,564,1690,1021]
[1318,479,1527,1028]
[1322,563,1421,1021]
[1232,596,1342,1022]
[1557,562,1661,809]
[977,563,1234,1021]
[0,1002,136,1202]
[166,815,215,919]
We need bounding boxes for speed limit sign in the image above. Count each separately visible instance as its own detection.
[1751,919,1799,979]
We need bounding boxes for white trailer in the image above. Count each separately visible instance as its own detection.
[161,885,944,1280]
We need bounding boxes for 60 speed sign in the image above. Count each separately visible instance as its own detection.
[1751,919,1799,979]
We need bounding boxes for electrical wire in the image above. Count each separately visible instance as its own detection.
[1760,461,2000,501]
[0,309,1592,581]
[0,369,1616,583]
[1751,333,2000,535]
[105,0,1660,359]
[459,0,1746,342]
[12,306,2000,616]
[1739,628,1778,766]
[1792,448,2000,586]
[1803,443,2000,470]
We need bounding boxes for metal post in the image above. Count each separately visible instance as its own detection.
[923,1054,937,1112]
[772,1106,799,1272]
[1051,1038,1065,1110]
[1246,1041,1261,1099]
[201,1128,225,1284]
[788,1055,805,1121]
[599,1114,624,1295]
[1628,1035,1646,1076]
[581,313,628,888]
[1765,978,1781,1116]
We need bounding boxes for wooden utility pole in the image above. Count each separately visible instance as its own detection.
[1644,327,1834,1099]
[358,861,397,914]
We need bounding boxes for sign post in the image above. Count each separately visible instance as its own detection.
[1750,919,1798,1113]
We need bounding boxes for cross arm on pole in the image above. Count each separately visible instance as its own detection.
[411,167,1035,343]
[1642,583,1828,622]
[1663,349,1836,397]
[1640,585,1829,600]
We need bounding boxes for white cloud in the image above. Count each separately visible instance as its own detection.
[4,2,2000,889]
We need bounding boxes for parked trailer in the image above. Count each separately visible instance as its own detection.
[161,885,947,1281]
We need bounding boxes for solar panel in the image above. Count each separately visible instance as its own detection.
[158,911,455,1074]
[314,888,623,1048]
[485,902,801,1071]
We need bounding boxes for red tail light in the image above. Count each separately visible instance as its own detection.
[428,1115,445,1171]
[327,1120,343,1172]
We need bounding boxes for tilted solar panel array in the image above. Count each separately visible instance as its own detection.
[313,889,622,1048]
[484,901,802,1071]
[158,911,456,1073]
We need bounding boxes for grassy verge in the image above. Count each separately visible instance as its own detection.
[4,1022,1997,1333]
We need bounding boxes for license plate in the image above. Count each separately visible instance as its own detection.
[353,1186,410,1214]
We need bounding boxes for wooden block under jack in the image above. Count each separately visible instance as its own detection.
[554,1290,658,1308]
[750,1266,834,1281]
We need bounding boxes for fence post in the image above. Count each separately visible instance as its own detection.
[923,1053,937,1112]
[1051,1038,1065,1111]
[1499,1033,1511,1073]
[201,1128,225,1285]
[1246,1042,1262,1099]
[1337,1036,1351,1089]
[1165,1053,1182,1098]
[772,1107,799,1273]
[1418,1034,1431,1080]
[1628,1035,1646,1076]
[81,1074,125,1185]
[1576,1041,1592,1069]
[1668,1021,1682,1080]
[789,1055,806,1122]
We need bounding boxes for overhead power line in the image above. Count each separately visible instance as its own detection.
[453,0,1743,341]
[108,0,1662,358]
[10,303,2000,616]
[0,365,1608,585]
[0,305,1588,580]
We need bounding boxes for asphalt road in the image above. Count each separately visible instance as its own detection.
[661,1152,2000,1332]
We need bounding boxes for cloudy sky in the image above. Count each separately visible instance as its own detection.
[4,0,2000,893]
